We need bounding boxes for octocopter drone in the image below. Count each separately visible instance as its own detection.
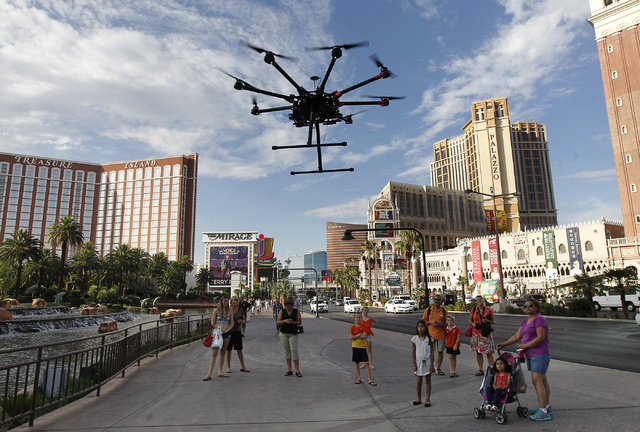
[218,41,403,175]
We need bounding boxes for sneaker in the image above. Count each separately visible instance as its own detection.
[482,402,490,410]
[530,409,552,421]
[490,405,498,412]
[546,405,553,415]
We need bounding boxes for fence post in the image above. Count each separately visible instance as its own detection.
[28,346,44,426]
[97,334,106,396]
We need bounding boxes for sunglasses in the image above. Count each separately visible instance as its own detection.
[434,298,442,301]
[523,304,535,309]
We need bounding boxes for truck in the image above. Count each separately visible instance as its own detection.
[592,288,640,313]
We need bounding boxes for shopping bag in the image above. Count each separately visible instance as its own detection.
[211,328,223,349]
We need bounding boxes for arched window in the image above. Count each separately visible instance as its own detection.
[585,241,594,251]
[502,250,508,259]
[536,246,543,256]
[558,244,567,254]
[518,249,526,260]
[467,254,472,262]
[483,252,489,261]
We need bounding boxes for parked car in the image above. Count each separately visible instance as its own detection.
[558,294,581,308]
[385,299,413,314]
[510,294,546,307]
[335,299,344,306]
[310,300,329,313]
[343,300,362,313]
[391,295,418,310]
[592,289,640,313]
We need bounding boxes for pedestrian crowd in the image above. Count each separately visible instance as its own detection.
[203,294,552,422]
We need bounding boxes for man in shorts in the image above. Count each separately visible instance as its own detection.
[422,294,448,376]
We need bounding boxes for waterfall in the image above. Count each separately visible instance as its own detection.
[0,311,139,335]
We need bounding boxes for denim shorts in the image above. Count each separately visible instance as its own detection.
[526,354,550,374]
[366,335,373,342]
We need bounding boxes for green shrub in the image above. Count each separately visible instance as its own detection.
[567,298,593,317]
[539,303,568,316]
[444,304,455,311]
[454,300,469,311]
[504,305,525,314]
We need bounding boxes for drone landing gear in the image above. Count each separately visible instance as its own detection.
[272,119,354,175]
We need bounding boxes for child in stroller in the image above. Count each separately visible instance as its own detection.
[474,351,529,424]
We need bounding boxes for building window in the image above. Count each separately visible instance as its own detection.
[607,44,614,53]
[536,246,543,256]
[612,71,618,79]
[616,98,623,106]
[558,244,567,254]
[604,0,613,6]
[631,184,637,193]
[621,125,627,134]
[636,215,640,223]
[483,252,489,261]
[502,250,508,259]
[585,241,594,252]
[626,154,632,163]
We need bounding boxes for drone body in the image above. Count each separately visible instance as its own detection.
[220,41,402,175]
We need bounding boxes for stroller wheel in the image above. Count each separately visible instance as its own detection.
[516,406,524,417]
[494,412,507,424]
[473,407,485,419]
[521,407,529,417]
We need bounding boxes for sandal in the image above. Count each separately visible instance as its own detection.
[217,374,229,378]
[368,381,377,386]
[354,380,362,384]
[475,370,484,376]
[425,401,431,407]
[285,371,293,376]
[295,372,302,377]
[413,401,422,405]
[437,369,445,375]
[449,374,455,378]
[452,373,459,377]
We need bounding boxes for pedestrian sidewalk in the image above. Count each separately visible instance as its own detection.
[16,313,640,431]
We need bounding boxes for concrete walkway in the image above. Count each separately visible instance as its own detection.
[16,313,640,431]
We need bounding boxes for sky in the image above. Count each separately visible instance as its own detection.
[0,0,620,272]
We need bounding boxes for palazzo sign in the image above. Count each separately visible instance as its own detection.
[490,134,500,181]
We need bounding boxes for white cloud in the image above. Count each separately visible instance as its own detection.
[558,169,616,183]
[303,196,370,219]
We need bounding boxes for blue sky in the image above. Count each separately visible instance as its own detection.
[0,0,619,271]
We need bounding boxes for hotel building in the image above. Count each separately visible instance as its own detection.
[588,0,640,238]
[0,152,198,260]
[430,97,557,232]
[326,221,367,271]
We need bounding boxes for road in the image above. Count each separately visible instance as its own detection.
[312,304,640,373]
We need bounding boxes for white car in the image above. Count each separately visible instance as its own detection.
[310,301,328,313]
[343,300,362,313]
[391,295,418,310]
[385,299,413,314]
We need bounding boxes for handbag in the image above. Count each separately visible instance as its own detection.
[203,331,213,348]
[465,324,473,337]
[296,325,304,334]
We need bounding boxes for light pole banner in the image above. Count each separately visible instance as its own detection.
[543,230,558,279]
[566,227,584,275]
[488,237,501,280]
[472,240,482,282]
[484,209,495,231]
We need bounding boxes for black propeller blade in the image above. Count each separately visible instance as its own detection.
[364,95,406,100]
[215,67,242,81]
[370,54,396,77]
[241,41,297,61]
[305,41,370,52]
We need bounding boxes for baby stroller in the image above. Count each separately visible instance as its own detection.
[473,351,529,424]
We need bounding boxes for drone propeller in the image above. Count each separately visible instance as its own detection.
[241,41,297,61]
[369,54,396,78]
[364,95,406,101]
[215,67,242,81]
[305,41,370,52]
[342,109,368,124]
[251,96,259,115]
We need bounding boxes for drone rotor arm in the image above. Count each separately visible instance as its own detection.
[253,105,294,115]
[240,84,295,102]
[336,72,390,97]
[266,58,308,96]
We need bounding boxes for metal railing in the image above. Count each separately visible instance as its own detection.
[0,313,210,429]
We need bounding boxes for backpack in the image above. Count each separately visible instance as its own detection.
[426,306,448,322]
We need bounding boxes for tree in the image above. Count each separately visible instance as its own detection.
[177,255,194,294]
[69,243,101,299]
[25,249,59,297]
[47,216,84,293]
[147,252,169,281]
[396,230,422,297]
[272,279,295,301]
[602,266,638,319]
[104,244,136,297]
[569,273,602,318]
[359,240,378,304]
[156,261,182,297]
[195,267,211,291]
[455,276,468,304]
[0,230,43,297]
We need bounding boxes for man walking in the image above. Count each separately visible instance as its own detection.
[422,294,448,376]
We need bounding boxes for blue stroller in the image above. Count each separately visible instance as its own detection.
[473,351,529,424]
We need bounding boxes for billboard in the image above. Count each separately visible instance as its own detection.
[209,246,249,286]
[374,222,395,238]
[472,240,482,282]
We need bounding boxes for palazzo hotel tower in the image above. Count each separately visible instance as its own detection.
[0,152,198,260]
[589,0,640,237]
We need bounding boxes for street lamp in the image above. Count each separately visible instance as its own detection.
[341,227,430,307]
[464,188,518,299]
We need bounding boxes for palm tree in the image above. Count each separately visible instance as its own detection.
[25,249,59,297]
[104,244,136,297]
[570,273,603,317]
[360,240,378,304]
[195,267,211,291]
[47,216,84,293]
[69,243,101,299]
[396,230,422,297]
[156,261,182,297]
[602,266,638,319]
[147,252,169,280]
[0,230,43,297]
[177,255,194,294]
